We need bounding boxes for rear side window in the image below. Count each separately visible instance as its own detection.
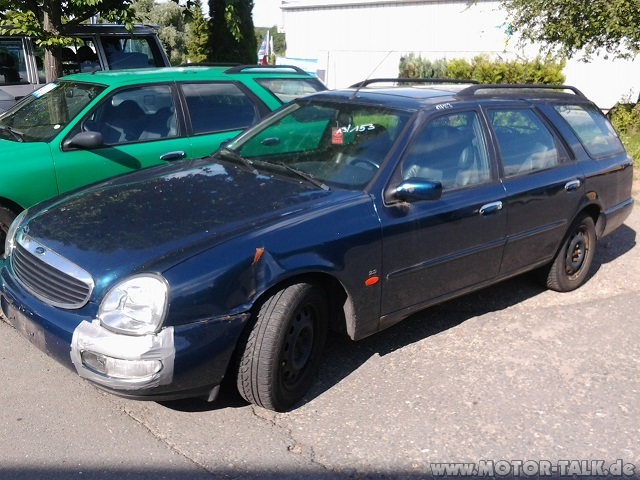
[101,36,163,69]
[182,83,258,135]
[488,108,564,176]
[554,104,625,158]
[255,78,326,103]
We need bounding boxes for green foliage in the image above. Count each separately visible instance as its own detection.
[185,0,208,63]
[133,0,186,65]
[207,0,256,64]
[500,0,640,60]
[609,102,640,167]
[398,54,566,84]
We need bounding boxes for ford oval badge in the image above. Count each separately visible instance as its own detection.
[34,247,46,255]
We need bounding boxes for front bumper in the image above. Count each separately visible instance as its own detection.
[0,262,249,401]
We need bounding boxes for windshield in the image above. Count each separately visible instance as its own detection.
[227,100,412,190]
[0,81,105,142]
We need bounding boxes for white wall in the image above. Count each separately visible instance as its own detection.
[281,0,640,108]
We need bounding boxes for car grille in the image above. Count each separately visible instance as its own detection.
[11,235,94,309]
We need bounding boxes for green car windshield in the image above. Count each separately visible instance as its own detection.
[228,100,412,190]
[0,81,105,143]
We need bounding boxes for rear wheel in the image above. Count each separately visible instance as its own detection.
[0,206,17,257]
[545,214,596,292]
[236,282,328,411]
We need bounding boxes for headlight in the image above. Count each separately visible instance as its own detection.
[4,209,27,258]
[98,274,168,336]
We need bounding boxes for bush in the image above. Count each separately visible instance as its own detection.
[608,102,640,168]
[398,54,566,84]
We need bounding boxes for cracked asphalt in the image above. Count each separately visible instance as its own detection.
[1,194,639,479]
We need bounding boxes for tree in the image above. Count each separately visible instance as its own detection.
[207,0,256,64]
[501,0,640,60]
[185,0,208,63]
[0,1,136,82]
[133,0,186,65]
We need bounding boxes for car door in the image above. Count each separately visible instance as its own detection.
[378,109,507,320]
[485,106,584,275]
[51,83,192,194]
[180,82,264,158]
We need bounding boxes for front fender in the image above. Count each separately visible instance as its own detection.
[163,194,383,338]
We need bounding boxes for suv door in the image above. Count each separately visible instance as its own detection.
[379,109,507,318]
[486,106,584,275]
[52,84,190,193]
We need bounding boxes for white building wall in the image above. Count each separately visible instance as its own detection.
[281,0,640,108]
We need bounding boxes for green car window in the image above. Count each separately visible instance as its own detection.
[0,81,105,142]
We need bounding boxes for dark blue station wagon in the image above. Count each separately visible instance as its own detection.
[0,81,633,411]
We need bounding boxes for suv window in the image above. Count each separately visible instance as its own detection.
[182,83,258,135]
[554,104,625,158]
[488,108,563,176]
[402,111,491,189]
[0,38,26,85]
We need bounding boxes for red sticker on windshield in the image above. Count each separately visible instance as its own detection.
[331,128,343,145]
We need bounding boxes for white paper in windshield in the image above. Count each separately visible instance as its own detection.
[32,82,58,98]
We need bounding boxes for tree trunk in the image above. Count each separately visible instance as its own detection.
[43,10,62,82]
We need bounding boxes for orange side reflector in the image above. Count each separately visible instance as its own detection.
[365,276,379,286]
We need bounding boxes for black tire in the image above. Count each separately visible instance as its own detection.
[0,206,17,257]
[545,214,596,292]
[236,283,328,411]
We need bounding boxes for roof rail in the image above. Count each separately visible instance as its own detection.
[457,84,587,99]
[349,78,479,88]
[224,65,308,74]
[180,62,241,67]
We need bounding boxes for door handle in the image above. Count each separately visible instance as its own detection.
[160,150,186,161]
[564,179,581,191]
[479,201,503,216]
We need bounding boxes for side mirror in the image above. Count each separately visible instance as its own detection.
[389,178,443,202]
[63,131,104,150]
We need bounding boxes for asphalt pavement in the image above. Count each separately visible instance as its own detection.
[1,197,639,479]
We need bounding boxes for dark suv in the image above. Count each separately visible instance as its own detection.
[0,24,171,112]
[0,80,633,411]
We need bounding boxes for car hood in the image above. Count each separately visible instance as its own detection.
[21,157,364,279]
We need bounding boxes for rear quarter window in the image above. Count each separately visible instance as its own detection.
[554,104,625,158]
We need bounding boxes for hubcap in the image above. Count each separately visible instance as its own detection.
[280,305,315,387]
[565,229,587,277]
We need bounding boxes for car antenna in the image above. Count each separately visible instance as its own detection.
[350,51,392,100]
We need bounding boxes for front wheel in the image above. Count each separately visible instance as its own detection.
[236,282,328,411]
[0,206,17,257]
[544,214,596,292]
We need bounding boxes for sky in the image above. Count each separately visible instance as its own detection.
[252,0,281,27]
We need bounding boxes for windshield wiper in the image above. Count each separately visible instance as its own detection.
[0,125,24,142]
[277,162,330,191]
[216,148,258,174]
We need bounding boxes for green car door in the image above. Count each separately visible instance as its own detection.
[52,84,193,194]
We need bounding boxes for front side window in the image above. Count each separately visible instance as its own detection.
[77,84,177,145]
[488,108,563,176]
[554,104,625,158]
[228,101,412,190]
[255,77,326,103]
[402,111,491,189]
[182,82,258,135]
[0,81,105,142]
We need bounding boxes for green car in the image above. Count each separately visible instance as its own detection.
[0,64,326,252]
